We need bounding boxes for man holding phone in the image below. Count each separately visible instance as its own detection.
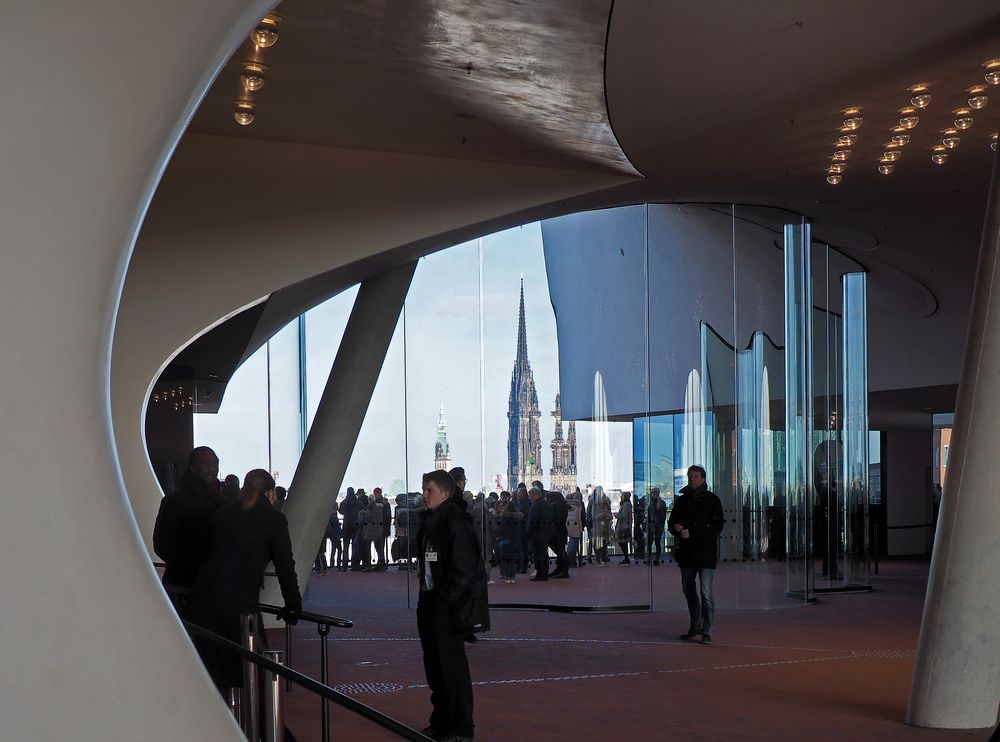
[668,465,725,645]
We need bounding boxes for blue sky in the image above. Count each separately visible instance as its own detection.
[194,222,633,495]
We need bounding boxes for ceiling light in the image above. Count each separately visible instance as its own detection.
[984,59,1000,85]
[969,95,988,110]
[892,133,911,147]
[992,133,998,152]
[241,64,266,92]
[832,150,850,161]
[955,117,974,130]
[882,150,901,162]
[932,152,948,165]
[234,101,255,126]
[968,85,988,95]
[827,174,842,185]
[941,127,959,136]
[899,115,919,129]
[908,83,929,92]
[843,116,863,130]
[878,163,894,175]
[252,15,280,47]
[911,93,932,108]
[942,136,960,149]
[837,134,858,147]
[829,162,847,174]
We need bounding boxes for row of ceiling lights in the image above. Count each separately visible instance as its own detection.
[826,60,1000,185]
[233,14,281,126]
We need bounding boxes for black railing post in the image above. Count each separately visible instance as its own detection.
[284,620,293,692]
[319,622,331,742]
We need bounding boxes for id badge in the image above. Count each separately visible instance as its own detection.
[425,550,438,562]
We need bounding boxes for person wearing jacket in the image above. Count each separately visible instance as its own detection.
[647,487,668,565]
[566,489,585,567]
[366,488,387,571]
[667,465,725,644]
[537,482,571,579]
[416,469,478,742]
[615,491,633,564]
[187,469,301,690]
[338,487,359,569]
[494,493,524,583]
[526,486,554,581]
[153,446,224,600]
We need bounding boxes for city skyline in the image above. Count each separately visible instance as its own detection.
[194,223,634,495]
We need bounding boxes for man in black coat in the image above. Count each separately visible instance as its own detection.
[153,446,223,599]
[338,487,359,570]
[537,482,570,579]
[667,465,725,644]
[448,466,469,512]
[514,484,531,573]
[526,486,554,581]
[187,469,302,690]
[416,470,478,742]
[647,487,668,564]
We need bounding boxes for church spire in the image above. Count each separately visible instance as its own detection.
[515,277,528,370]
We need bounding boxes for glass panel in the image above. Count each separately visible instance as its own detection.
[536,207,651,608]
[784,221,814,602]
[842,272,869,587]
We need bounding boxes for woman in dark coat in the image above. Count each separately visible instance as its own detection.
[187,469,301,689]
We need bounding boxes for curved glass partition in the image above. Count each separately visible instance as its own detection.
[192,202,870,613]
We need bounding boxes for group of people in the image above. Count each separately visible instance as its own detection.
[152,446,302,694]
[152,446,725,741]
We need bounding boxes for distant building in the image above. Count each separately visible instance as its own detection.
[507,279,543,490]
[550,393,577,493]
[434,403,452,472]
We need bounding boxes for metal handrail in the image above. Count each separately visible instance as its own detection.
[183,620,431,741]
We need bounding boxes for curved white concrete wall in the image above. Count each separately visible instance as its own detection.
[112,133,635,555]
[0,2,274,739]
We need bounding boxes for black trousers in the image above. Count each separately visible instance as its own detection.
[548,534,570,575]
[417,593,474,737]
[531,537,551,578]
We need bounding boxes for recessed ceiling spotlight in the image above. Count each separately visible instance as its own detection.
[941,127,959,136]
[832,150,851,161]
[968,85,989,95]
[878,163,895,175]
[900,115,919,130]
[843,115,863,130]
[969,95,988,110]
[992,132,999,152]
[909,83,931,108]
[234,100,255,126]
[892,133,911,147]
[827,174,843,185]
[240,64,266,92]
[829,162,847,174]
[942,135,960,149]
[932,152,948,165]
[837,134,858,147]
[882,150,901,162]
[983,59,1000,85]
[955,117,974,131]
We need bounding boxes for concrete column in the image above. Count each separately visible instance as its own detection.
[908,153,1000,729]
[266,262,416,600]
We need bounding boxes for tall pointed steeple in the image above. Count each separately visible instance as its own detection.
[550,392,577,493]
[507,278,543,490]
[434,400,452,472]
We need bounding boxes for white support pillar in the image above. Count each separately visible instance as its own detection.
[909,153,1000,729]
[267,262,416,599]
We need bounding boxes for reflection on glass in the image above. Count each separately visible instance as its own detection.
[842,272,870,586]
[784,221,814,601]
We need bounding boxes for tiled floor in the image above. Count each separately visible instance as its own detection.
[274,558,993,741]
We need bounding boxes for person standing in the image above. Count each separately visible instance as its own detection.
[448,467,469,513]
[338,487,359,570]
[615,491,633,565]
[187,469,302,691]
[566,489,585,568]
[590,487,613,566]
[153,446,224,599]
[416,470,478,742]
[367,488,387,571]
[668,465,725,645]
[494,493,523,584]
[514,484,531,573]
[526,486,554,581]
[647,487,668,565]
[540,485,570,578]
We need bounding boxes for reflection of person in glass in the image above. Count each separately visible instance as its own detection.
[668,465,725,644]
[646,487,667,565]
[814,433,843,580]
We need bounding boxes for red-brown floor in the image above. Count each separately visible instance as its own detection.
[273,558,991,741]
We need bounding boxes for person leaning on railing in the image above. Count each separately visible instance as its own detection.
[186,468,302,692]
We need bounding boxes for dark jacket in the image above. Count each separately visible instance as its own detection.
[667,484,725,568]
[526,496,555,544]
[187,496,301,687]
[152,471,225,590]
[649,497,668,531]
[547,491,569,541]
[339,492,360,535]
[417,499,487,633]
